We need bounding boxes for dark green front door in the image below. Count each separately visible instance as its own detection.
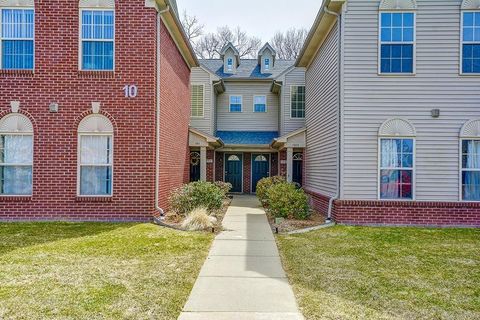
[225,154,242,192]
[252,154,270,193]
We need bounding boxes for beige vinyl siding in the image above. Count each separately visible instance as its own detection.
[190,67,214,135]
[341,0,480,201]
[305,21,340,197]
[216,81,280,132]
[282,68,306,136]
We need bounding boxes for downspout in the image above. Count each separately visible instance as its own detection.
[324,6,342,223]
[155,5,170,216]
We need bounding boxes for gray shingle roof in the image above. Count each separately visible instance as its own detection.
[200,59,294,79]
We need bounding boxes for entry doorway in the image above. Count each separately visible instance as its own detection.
[252,154,270,193]
[190,151,201,182]
[292,152,303,186]
[225,154,243,192]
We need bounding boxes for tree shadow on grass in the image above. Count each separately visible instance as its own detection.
[0,222,135,256]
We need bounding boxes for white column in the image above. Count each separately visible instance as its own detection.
[286,147,293,183]
[200,147,207,182]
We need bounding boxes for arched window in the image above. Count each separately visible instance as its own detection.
[78,114,114,196]
[378,0,416,74]
[228,155,240,161]
[293,153,303,161]
[460,0,480,74]
[378,118,416,200]
[190,152,201,166]
[460,119,480,201]
[254,155,268,162]
[0,113,34,195]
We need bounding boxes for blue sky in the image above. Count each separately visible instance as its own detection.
[176,0,322,43]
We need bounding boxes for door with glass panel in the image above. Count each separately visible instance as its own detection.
[252,154,270,193]
[225,154,242,193]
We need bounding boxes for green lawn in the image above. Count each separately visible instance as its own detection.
[277,226,480,320]
[0,223,213,319]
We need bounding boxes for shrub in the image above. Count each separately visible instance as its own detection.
[182,208,217,231]
[267,182,310,220]
[256,176,286,206]
[214,181,232,195]
[169,181,225,215]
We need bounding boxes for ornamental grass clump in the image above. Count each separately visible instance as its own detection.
[182,208,217,231]
[256,176,286,206]
[169,181,225,215]
[267,182,310,220]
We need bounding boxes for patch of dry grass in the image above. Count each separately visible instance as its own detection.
[277,226,480,320]
[0,223,213,319]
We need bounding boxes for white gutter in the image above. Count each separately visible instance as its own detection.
[324,6,342,223]
[155,6,170,215]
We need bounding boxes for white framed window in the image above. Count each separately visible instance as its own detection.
[253,95,266,113]
[290,86,305,118]
[0,8,35,70]
[264,58,270,70]
[0,114,34,196]
[191,84,204,117]
[227,57,233,71]
[229,95,242,112]
[461,11,480,74]
[78,115,114,196]
[80,9,114,71]
[461,139,480,201]
[379,12,415,74]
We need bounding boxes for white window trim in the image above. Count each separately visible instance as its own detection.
[289,85,305,119]
[0,6,35,70]
[264,58,270,70]
[77,132,114,197]
[226,57,233,72]
[460,10,480,76]
[229,95,242,113]
[78,8,115,71]
[459,138,480,202]
[253,95,267,113]
[377,11,417,76]
[190,83,205,118]
[377,137,416,201]
[0,131,34,197]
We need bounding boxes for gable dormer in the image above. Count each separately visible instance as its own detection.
[220,42,240,74]
[258,43,276,74]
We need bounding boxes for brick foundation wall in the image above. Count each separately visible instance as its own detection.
[306,189,480,227]
[0,1,190,221]
[158,20,191,211]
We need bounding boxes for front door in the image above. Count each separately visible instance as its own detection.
[292,152,303,186]
[190,152,201,182]
[225,154,243,192]
[252,154,270,193]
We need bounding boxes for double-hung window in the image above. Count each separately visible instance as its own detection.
[230,95,242,112]
[1,8,34,70]
[227,58,233,71]
[264,58,270,71]
[461,139,480,201]
[291,86,305,118]
[379,138,414,199]
[80,9,114,71]
[379,12,415,74]
[462,11,480,74]
[254,95,266,113]
[79,135,113,196]
[191,85,204,117]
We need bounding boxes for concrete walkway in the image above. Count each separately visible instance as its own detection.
[178,195,304,320]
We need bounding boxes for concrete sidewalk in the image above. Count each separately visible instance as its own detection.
[178,195,304,320]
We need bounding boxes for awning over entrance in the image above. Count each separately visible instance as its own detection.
[270,127,306,150]
[189,127,224,149]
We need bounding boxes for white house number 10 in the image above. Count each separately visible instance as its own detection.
[123,85,138,98]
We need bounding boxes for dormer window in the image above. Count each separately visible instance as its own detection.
[227,58,233,71]
[264,58,270,71]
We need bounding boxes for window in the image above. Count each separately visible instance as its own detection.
[264,58,270,70]
[254,95,266,113]
[80,10,114,70]
[227,155,240,161]
[0,114,34,196]
[1,8,34,70]
[227,57,233,71]
[291,86,305,118]
[78,115,113,196]
[254,155,267,162]
[461,140,480,200]
[462,11,480,74]
[379,138,414,200]
[191,85,204,117]
[230,95,242,112]
[379,12,415,74]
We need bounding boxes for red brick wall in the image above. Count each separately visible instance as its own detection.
[271,152,279,176]
[243,153,252,193]
[306,189,480,227]
[279,150,287,177]
[158,20,191,210]
[0,1,190,221]
[207,150,214,182]
[215,152,224,182]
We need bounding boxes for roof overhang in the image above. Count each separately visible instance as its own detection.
[296,0,345,68]
[271,127,306,150]
[149,0,199,68]
[189,128,224,149]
